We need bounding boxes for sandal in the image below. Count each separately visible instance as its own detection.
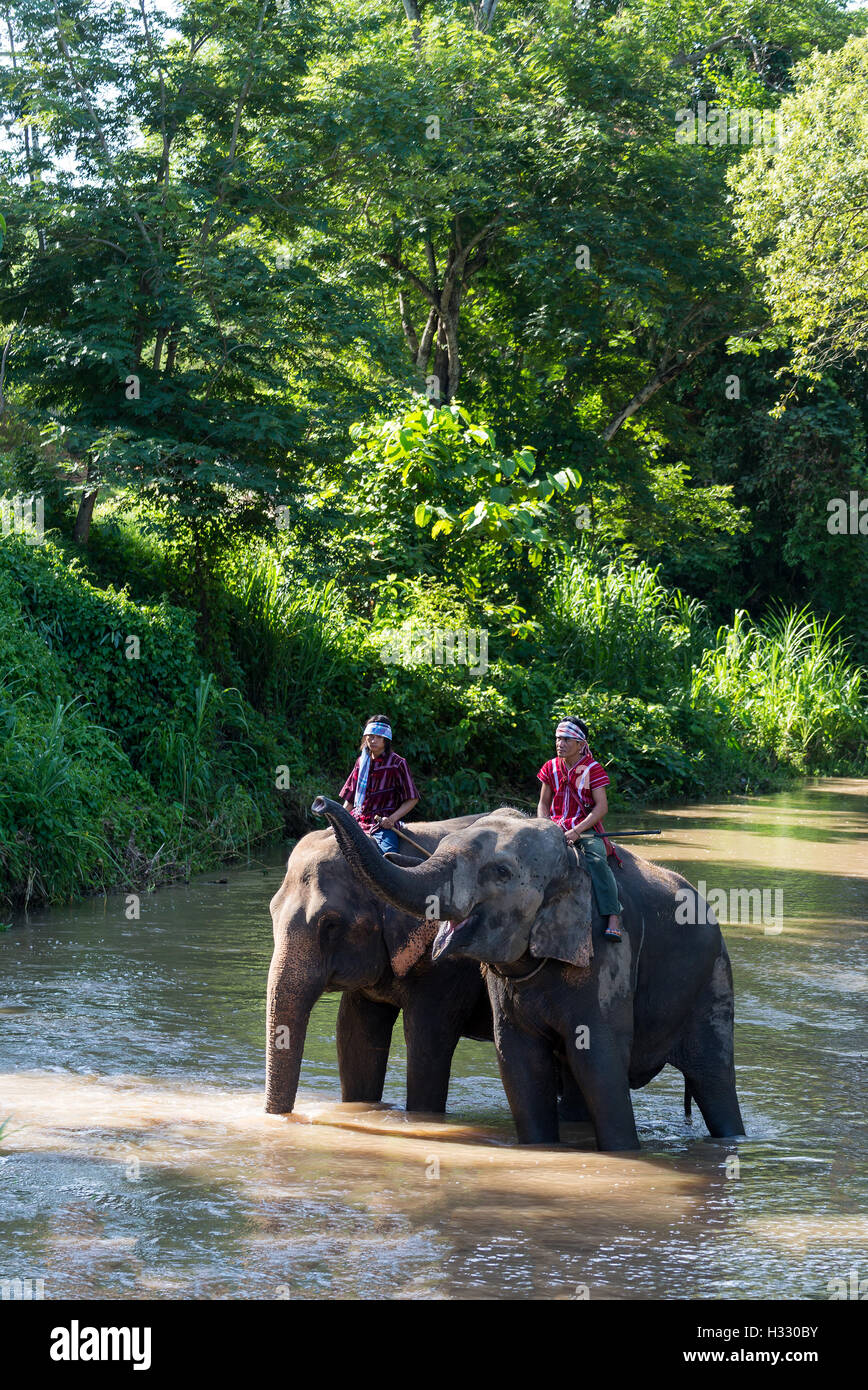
[604,920,622,941]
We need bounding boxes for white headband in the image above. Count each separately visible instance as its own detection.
[556,720,586,741]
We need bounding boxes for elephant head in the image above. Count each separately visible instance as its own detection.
[315,797,594,970]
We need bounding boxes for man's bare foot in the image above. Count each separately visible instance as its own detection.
[604,915,622,940]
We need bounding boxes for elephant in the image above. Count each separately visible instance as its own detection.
[318,796,746,1152]
[264,810,494,1116]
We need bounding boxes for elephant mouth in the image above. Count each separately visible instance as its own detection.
[431,911,478,961]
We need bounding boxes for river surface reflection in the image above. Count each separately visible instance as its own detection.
[1,780,866,1299]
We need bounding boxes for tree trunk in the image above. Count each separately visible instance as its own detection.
[433,319,450,400]
[164,324,180,376]
[73,487,99,545]
[153,326,166,372]
[380,217,499,402]
[443,311,461,400]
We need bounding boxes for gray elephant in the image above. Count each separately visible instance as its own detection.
[319,797,746,1151]
[265,811,494,1115]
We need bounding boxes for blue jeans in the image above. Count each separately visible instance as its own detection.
[370,826,400,855]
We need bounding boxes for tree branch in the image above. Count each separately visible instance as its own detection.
[602,330,728,442]
[670,32,772,73]
[397,291,419,357]
[478,0,500,31]
[440,214,502,311]
[423,234,437,287]
[0,312,26,415]
[416,307,438,371]
[378,252,441,310]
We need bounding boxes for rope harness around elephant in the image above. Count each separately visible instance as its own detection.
[488,958,548,986]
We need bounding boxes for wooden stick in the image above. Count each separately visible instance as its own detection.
[375,817,431,859]
[592,830,661,837]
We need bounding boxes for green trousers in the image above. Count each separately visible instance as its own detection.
[576,833,622,917]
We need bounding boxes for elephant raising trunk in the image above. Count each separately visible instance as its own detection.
[311,796,470,925]
[265,805,494,1117]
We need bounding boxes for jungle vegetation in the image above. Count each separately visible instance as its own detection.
[1,0,867,907]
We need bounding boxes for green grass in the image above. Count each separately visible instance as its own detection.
[551,553,711,698]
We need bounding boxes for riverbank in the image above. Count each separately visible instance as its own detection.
[2,520,866,912]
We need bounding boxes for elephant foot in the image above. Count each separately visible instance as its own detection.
[595,1132,641,1152]
[516,1120,561,1145]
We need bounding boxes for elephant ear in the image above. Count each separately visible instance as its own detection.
[382,909,437,979]
[529,854,594,968]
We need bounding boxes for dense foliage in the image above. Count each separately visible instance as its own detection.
[1,0,867,909]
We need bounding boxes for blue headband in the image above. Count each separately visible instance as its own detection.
[364,721,392,739]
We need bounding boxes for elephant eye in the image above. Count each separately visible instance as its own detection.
[480,860,515,886]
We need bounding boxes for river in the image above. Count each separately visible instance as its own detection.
[1,779,866,1299]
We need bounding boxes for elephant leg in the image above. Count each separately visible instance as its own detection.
[557,1055,592,1123]
[402,1009,462,1113]
[672,953,745,1139]
[336,992,399,1104]
[495,1020,559,1144]
[679,1064,744,1138]
[567,1033,640,1151]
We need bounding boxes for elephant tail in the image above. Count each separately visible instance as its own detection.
[684,1079,693,1120]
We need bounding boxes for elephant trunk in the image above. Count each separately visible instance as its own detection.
[312,796,462,920]
[264,945,322,1115]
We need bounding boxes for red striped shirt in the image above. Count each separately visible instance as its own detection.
[538,754,609,833]
[340,751,419,832]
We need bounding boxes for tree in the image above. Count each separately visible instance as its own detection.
[0,0,386,553]
[300,1,616,403]
[730,34,868,381]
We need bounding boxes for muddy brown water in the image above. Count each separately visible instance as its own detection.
[1,779,866,1300]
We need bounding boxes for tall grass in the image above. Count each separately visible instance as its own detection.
[0,538,283,908]
[551,555,710,696]
[221,547,356,714]
[692,605,868,768]
[0,678,128,903]
[550,554,867,772]
[141,674,263,860]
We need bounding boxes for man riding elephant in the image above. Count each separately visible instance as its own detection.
[537,716,624,941]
